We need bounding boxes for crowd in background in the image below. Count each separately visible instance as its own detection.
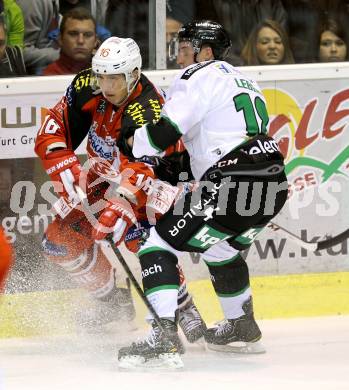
[0,0,349,78]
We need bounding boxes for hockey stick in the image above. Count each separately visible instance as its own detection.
[267,222,349,252]
[73,185,168,333]
[98,240,168,332]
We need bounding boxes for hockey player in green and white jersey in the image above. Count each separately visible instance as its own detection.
[99,21,288,368]
[172,20,272,356]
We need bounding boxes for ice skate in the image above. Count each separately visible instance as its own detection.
[178,298,207,343]
[205,297,266,354]
[118,319,184,369]
[77,281,136,331]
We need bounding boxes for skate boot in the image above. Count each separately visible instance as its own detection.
[177,298,207,343]
[77,280,136,330]
[118,319,184,369]
[205,297,265,354]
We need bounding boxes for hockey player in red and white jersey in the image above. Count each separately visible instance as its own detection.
[114,21,288,368]
[0,227,13,293]
[35,37,206,340]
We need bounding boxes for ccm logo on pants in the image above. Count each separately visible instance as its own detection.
[141,264,163,278]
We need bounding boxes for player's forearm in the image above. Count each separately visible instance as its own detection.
[35,110,68,159]
[132,116,182,158]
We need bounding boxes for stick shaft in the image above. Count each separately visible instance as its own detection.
[268,222,349,252]
[100,240,166,332]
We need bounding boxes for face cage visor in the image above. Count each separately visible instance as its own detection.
[168,36,201,62]
[91,67,140,101]
[91,70,141,107]
[90,70,127,89]
[168,34,179,61]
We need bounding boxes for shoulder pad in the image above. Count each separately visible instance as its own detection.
[72,68,93,93]
[123,75,163,128]
[65,68,94,109]
[180,60,215,80]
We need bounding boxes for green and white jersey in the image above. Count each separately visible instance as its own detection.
[132,60,269,180]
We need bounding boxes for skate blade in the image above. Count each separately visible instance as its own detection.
[76,318,138,334]
[206,340,266,354]
[186,336,206,349]
[118,353,184,370]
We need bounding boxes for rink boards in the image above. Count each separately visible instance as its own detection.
[1,63,349,338]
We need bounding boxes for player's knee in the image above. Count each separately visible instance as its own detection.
[139,250,179,292]
[42,221,93,263]
[41,234,69,261]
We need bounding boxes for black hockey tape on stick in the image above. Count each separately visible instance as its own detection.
[268,222,349,252]
[316,228,349,251]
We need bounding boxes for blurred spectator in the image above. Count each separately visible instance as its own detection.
[212,0,287,58]
[104,0,150,67]
[0,0,24,47]
[166,18,182,46]
[171,19,242,68]
[314,0,348,20]
[166,17,182,68]
[281,0,320,63]
[317,18,348,62]
[241,19,294,65]
[0,14,26,77]
[194,0,219,20]
[59,0,107,25]
[105,0,195,69]
[16,0,60,75]
[42,7,97,75]
[282,0,349,63]
[166,0,195,68]
[59,0,110,41]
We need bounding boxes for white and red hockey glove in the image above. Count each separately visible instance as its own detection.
[92,197,137,246]
[145,179,198,224]
[43,149,82,199]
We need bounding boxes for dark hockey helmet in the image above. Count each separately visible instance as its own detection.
[178,20,231,60]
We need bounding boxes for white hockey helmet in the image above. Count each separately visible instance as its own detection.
[92,37,142,95]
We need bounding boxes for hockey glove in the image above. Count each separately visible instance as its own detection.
[146,179,179,224]
[92,197,137,246]
[42,149,82,199]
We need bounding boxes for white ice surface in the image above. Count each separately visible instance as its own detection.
[0,316,348,390]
